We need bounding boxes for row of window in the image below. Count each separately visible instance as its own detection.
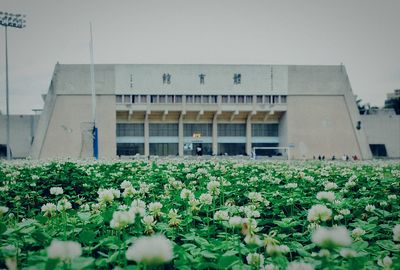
[116,123,279,137]
[116,142,279,156]
[116,94,287,104]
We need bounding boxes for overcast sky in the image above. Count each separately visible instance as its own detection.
[1,0,399,114]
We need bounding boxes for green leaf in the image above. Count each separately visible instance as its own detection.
[0,222,6,235]
[222,250,238,257]
[78,212,91,222]
[45,258,60,270]
[201,250,217,259]
[31,229,51,246]
[79,230,96,244]
[218,255,240,269]
[377,240,400,252]
[71,257,95,270]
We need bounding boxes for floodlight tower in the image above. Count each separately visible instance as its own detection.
[0,11,26,160]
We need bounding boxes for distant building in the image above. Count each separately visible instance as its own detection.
[385,89,400,115]
[27,64,375,160]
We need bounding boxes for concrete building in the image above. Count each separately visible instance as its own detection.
[0,114,39,158]
[27,63,378,160]
[361,108,400,158]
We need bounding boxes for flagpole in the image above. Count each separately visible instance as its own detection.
[89,22,98,159]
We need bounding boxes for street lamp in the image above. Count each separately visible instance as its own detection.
[0,11,26,160]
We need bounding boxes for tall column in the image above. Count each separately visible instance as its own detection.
[212,112,218,155]
[178,113,184,156]
[144,113,149,156]
[246,113,252,156]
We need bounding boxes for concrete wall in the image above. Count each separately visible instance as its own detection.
[0,114,39,158]
[286,96,362,159]
[362,110,400,158]
[38,95,116,159]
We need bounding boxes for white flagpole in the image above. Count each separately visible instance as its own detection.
[89,22,98,159]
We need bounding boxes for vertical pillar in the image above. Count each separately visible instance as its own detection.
[246,113,252,156]
[178,113,184,156]
[144,113,149,156]
[212,112,218,155]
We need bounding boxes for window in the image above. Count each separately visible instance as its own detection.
[116,123,144,137]
[256,95,263,103]
[369,144,387,157]
[218,143,246,155]
[132,95,138,104]
[150,95,158,103]
[159,95,166,103]
[233,73,241,84]
[221,95,228,103]
[199,74,205,84]
[167,95,174,103]
[202,95,210,103]
[140,95,147,103]
[238,95,245,103]
[184,124,212,137]
[273,95,279,104]
[150,143,178,156]
[116,95,123,103]
[175,95,182,103]
[218,124,246,137]
[194,95,201,103]
[149,124,178,136]
[281,95,287,103]
[264,95,271,104]
[162,73,171,84]
[123,95,131,103]
[252,124,279,137]
[246,95,253,104]
[229,95,237,103]
[117,143,144,156]
[186,95,193,103]
[211,95,218,103]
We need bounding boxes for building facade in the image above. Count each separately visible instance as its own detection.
[29,64,376,160]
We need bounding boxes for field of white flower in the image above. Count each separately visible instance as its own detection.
[0,159,399,269]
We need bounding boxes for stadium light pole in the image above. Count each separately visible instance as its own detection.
[0,11,26,160]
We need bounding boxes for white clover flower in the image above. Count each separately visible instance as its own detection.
[316,192,335,203]
[365,204,376,212]
[318,249,330,257]
[110,210,134,230]
[248,192,263,203]
[120,180,132,189]
[307,204,332,223]
[122,186,137,198]
[266,244,290,256]
[264,264,279,270]
[339,209,351,215]
[148,202,163,217]
[0,206,9,216]
[388,194,397,201]
[214,210,229,221]
[110,188,121,198]
[244,234,263,247]
[125,235,173,265]
[130,199,146,217]
[380,201,388,207]
[324,182,338,191]
[286,261,315,270]
[246,253,264,268]
[180,188,194,200]
[41,203,57,216]
[377,256,392,270]
[97,189,114,204]
[228,216,243,228]
[50,187,64,195]
[340,248,358,258]
[168,209,181,227]
[285,183,298,189]
[56,199,72,212]
[334,214,344,221]
[393,224,400,242]
[47,240,82,260]
[199,193,213,205]
[312,226,352,248]
[142,215,155,226]
[351,227,366,239]
[207,180,220,196]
